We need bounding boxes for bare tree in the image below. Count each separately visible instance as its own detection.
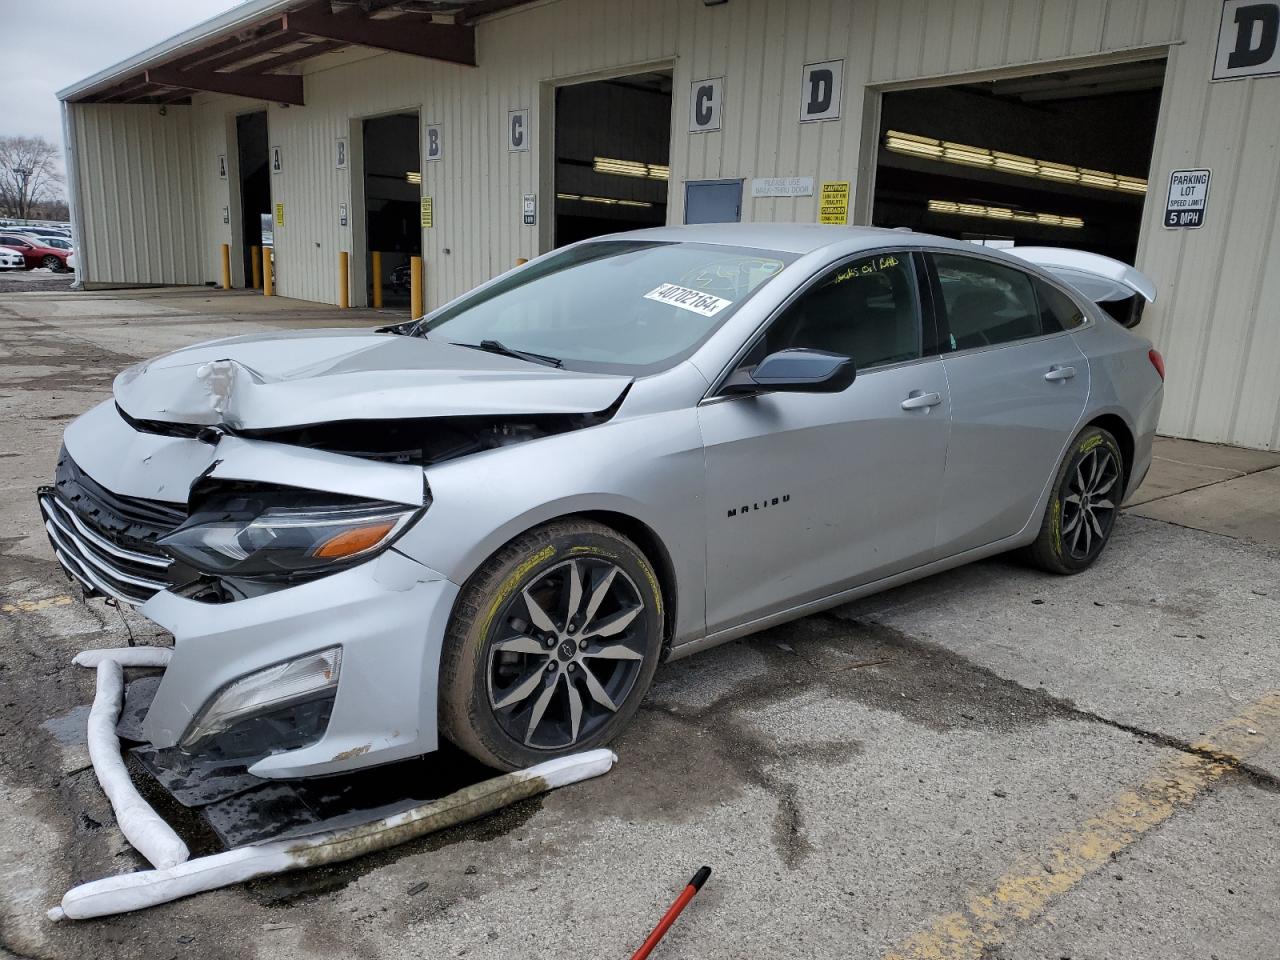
[0,136,65,220]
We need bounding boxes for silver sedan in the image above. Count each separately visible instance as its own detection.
[38,224,1163,778]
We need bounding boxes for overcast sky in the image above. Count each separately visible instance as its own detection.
[1,1,243,148]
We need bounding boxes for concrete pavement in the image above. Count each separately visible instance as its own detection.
[0,287,1276,960]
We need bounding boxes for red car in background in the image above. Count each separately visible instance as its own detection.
[0,233,73,272]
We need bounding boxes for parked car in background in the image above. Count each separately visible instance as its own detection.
[38,224,1163,784]
[5,226,72,241]
[0,246,27,270]
[66,251,77,272]
[38,236,74,252]
[0,234,72,272]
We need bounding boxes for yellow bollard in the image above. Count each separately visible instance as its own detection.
[220,244,231,290]
[338,251,350,308]
[515,257,529,266]
[410,255,424,318]
[250,246,262,289]
[262,246,274,297]
[371,251,383,309]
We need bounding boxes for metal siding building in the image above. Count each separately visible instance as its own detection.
[60,0,1280,450]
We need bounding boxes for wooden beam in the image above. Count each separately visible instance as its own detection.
[181,29,298,73]
[250,39,346,73]
[282,9,475,66]
[145,67,304,105]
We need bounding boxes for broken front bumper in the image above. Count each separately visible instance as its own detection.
[138,548,459,779]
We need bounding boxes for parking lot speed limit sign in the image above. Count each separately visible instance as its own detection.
[1164,169,1211,229]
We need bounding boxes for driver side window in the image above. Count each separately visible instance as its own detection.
[736,251,922,372]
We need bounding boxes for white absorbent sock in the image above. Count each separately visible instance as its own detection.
[49,748,617,921]
[79,651,189,872]
[73,647,173,669]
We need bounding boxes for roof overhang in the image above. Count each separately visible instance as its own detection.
[58,0,532,106]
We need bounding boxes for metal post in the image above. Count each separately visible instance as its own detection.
[250,246,262,289]
[262,246,274,297]
[371,251,383,309]
[220,244,232,290]
[338,251,350,308]
[410,255,424,318]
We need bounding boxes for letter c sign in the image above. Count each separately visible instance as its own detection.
[688,77,723,133]
[508,109,530,152]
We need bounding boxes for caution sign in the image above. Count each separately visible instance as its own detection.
[274,202,284,226]
[420,196,433,228]
[819,181,850,224]
[1164,169,1210,229]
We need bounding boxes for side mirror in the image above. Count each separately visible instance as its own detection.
[723,348,857,395]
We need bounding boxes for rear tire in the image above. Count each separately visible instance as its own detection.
[1025,426,1124,575]
[439,519,663,770]
[41,255,61,271]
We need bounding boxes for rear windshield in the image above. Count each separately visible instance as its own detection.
[418,240,795,374]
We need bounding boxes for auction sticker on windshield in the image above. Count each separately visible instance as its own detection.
[644,283,733,317]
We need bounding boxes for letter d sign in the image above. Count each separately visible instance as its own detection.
[800,60,843,122]
[1214,1,1280,79]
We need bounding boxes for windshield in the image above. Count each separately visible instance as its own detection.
[417,240,794,374]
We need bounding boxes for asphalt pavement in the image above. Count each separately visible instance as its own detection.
[0,287,1276,960]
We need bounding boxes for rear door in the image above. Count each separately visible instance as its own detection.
[926,251,1090,556]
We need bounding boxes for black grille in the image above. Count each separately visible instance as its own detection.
[38,448,186,605]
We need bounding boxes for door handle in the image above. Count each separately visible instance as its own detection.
[901,391,942,411]
[1044,365,1076,382]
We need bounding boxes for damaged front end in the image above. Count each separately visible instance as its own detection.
[38,332,631,800]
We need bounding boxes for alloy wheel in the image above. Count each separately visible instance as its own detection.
[486,557,648,750]
[1061,446,1119,560]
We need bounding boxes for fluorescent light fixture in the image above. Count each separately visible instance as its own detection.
[927,198,1083,229]
[593,156,670,181]
[557,192,653,208]
[405,171,421,184]
[886,130,1146,195]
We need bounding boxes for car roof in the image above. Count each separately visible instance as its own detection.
[595,222,985,257]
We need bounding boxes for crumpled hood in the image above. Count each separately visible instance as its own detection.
[113,328,632,430]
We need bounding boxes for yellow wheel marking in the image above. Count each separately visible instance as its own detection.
[478,545,555,639]
[884,692,1280,960]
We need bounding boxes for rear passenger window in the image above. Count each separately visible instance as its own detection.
[1035,278,1086,332]
[931,254,1042,350]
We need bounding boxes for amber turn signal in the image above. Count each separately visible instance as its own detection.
[312,520,398,559]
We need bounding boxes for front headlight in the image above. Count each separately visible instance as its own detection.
[159,486,420,581]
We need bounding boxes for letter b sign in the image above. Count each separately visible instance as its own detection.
[1214,1,1280,79]
[800,60,843,122]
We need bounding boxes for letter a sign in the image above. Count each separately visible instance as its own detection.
[1214,0,1280,80]
[800,60,843,122]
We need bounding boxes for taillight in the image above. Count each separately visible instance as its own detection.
[1148,349,1165,381]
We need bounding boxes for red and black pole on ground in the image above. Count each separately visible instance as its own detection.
[628,866,712,960]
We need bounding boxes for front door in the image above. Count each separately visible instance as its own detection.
[926,251,1091,556]
[700,251,950,634]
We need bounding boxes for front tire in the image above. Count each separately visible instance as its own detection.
[439,519,663,770]
[1025,426,1124,574]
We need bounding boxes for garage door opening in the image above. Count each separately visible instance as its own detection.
[362,111,421,308]
[872,59,1166,266]
[235,111,269,286]
[554,71,672,247]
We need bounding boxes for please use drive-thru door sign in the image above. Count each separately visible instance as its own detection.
[1164,169,1211,229]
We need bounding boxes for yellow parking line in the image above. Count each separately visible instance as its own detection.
[1,595,74,614]
[885,693,1280,960]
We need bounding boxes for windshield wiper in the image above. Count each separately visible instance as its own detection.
[454,339,562,368]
